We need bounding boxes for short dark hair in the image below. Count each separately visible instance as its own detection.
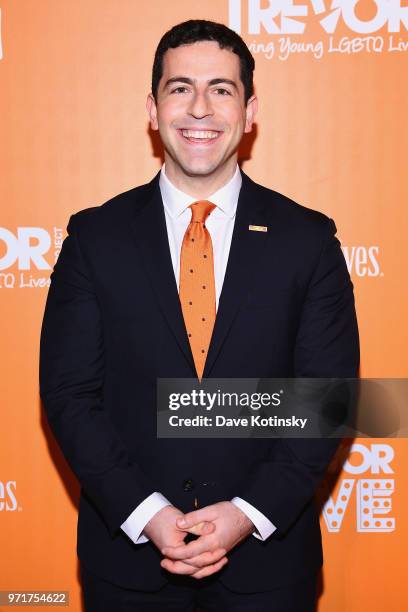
[152,20,255,104]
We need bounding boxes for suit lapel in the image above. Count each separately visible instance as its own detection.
[130,173,196,373]
[203,172,270,378]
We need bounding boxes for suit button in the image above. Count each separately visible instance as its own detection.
[182,479,195,492]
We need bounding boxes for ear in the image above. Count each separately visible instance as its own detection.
[244,95,258,133]
[146,93,159,131]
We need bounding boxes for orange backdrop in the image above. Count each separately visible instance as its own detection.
[0,1,407,610]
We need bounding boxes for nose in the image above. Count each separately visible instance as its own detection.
[187,91,214,120]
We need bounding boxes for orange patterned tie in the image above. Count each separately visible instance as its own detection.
[179,201,217,380]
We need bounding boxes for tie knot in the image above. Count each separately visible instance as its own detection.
[190,200,216,224]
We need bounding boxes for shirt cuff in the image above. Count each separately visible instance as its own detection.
[121,492,171,544]
[231,496,277,541]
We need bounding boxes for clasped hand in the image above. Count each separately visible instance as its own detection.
[144,501,254,580]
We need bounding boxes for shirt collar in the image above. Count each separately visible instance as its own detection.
[159,163,242,219]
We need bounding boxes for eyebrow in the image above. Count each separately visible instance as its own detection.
[164,77,239,91]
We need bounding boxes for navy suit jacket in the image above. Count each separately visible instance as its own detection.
[39,171,359,592]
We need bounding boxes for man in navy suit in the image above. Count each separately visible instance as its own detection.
[40,19,359,611]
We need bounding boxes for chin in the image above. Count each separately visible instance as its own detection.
[181,159,222,177]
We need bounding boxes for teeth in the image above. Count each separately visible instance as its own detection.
[181,130,219,139]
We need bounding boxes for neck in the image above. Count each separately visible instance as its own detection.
[164,156,238,198]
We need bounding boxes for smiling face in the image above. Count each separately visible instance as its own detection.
[146,40,257,194]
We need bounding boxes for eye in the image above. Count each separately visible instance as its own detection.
[214,88,232,96]
[170,86,189,94]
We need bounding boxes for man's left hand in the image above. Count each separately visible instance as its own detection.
[160,501,255,579]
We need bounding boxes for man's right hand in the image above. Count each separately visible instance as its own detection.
[143,505,227,576]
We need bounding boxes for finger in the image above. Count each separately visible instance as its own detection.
[162,536,213,560]
[184,521,215,536]
[177,508,218,529]
[191,556,229,580]
[178,549,227,569]
[160,558,198,576]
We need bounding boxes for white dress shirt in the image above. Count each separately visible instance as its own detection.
[121,165,277,544]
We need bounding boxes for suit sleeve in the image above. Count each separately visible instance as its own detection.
[39,213,155,537]
[235,218,360,537]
